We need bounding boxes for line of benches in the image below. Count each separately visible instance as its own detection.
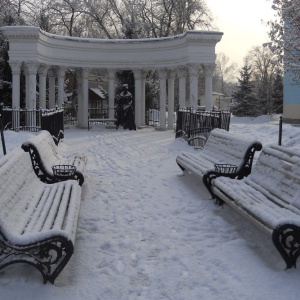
[21,130,87,186]
[88,118,117,130]
[176,128,300,269]
[0,130,87,284]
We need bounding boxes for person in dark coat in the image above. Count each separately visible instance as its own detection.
[115,84,136,130]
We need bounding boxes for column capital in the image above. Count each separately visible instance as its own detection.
[141,70,147,80]
[57,67,67,78]
[203,63,216,76]
[81,67,91,79]
[107,69,116,79]
[157,68,168,80]
[38,64,49,76]
[9,61,22,74]
[188,64,200,77]
[177,67,187,78]
[24,61,39,75]
[48,68,57,77]
[167,69,176,79]
[133,69,142,80]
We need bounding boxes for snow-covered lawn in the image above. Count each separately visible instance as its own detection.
[1,115,300,300]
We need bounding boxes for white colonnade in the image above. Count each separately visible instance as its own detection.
[1,26,223,129]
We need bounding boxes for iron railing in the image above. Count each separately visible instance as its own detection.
[1,107,231,139]
[2,107,64,139]
[41,108,64,139]
[1,108,41,132]
[146,109,177,127]
[175,107,231,139]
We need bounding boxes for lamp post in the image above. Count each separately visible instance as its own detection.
[0,103,7,155]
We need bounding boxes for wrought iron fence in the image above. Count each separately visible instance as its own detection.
[1,106,230,138]
[1,108,41,132]
[2,107,64,139]
[88,107,110,119]
[41,108,64,139]
[145,109,177,127]
[175,107,231,139]
[64,107,78,126]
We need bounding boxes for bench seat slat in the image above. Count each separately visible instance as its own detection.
[176,128,262,197]
[0,147,82,283]
[21,130,87,185]
[212,144,300,268]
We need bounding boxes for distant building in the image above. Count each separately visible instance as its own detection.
[199,92,231,110]
[283,70,300,123]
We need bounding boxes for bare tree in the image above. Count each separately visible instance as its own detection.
[246,45,283,114]
[81,0,214,39]
[215,52,238,95]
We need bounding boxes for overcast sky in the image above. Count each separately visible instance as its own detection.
[206,0,275,67]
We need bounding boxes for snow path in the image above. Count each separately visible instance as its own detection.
[1,124,300,300]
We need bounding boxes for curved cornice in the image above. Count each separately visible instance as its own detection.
[1,26,223,69]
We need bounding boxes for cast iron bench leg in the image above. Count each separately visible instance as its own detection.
[272,224,300,269]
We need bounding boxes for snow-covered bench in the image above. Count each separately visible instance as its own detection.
[88,118,117,130]
[0,148,82,283]
[211,144,300,269]
[176,128,262,196]
[21,130,87,186]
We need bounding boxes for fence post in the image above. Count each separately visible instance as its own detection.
[0,103,7,155]
[187,107,192,139]
[278,116,282,146]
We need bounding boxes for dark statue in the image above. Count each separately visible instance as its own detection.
[115,84,136,130]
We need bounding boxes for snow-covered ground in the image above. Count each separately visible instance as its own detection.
[1,115,300,300]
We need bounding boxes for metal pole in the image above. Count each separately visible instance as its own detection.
[278,116,283,146]
[0,103,7,155]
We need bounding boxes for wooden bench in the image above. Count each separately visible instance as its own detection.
[0,148,82,283]
[176,128,262,196]
[21,130,87,186]
[211,144,300,269]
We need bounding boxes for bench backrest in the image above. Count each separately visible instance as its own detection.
[22,130,62,175]
[200,128,262,170]
[0,148,45,238]
[246,144,300,210]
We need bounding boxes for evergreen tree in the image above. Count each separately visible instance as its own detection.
[232,64,260,117]
[272,71,283,113]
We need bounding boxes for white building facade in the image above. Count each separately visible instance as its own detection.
[1,26,223,129]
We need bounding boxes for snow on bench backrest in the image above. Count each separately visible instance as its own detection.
[200,129,260,169]
[24,130,62,175]
[245,144,300,208]
[0,148,45,237]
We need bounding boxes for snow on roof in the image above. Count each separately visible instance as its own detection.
[89,88,106,99]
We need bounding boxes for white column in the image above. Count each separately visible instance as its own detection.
[38,64,48,109]
[76,69,83,127]
[141,71,146,126]
[24,62,39,129]
[82,68,90,128]
[188,64,199,109]
[133,69,142,128]
[108,69,116,119]
[48,68,56,109]
[177,67,186,109]
[9,61,22,109]
[25,62,39,110]
[57,67,66,108]
[167,70,175,129]
[158,69,167,130]
[203,64,215,110]
[9,61,22,130]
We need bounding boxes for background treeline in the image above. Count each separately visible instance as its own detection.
[0,0,283,116]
